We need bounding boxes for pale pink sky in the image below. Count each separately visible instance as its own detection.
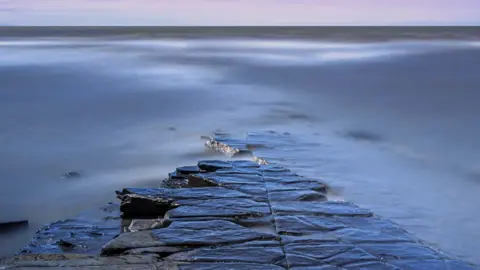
[1,0,479,25]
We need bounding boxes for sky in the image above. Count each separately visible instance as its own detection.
[0,0,479,26]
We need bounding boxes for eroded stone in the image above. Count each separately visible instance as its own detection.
[101,220,276,256]
[198,160,233,172]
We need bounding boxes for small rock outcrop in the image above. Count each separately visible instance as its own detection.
[61,172,81,179]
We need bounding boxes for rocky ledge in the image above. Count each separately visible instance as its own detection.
[1,132,478,269]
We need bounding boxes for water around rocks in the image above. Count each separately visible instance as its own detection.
[2,134,477,269]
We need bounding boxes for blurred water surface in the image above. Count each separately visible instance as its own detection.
[1,27,480,264]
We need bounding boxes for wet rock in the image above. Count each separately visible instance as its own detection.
[188,174,269,200]
[329,227,415,244]
[168,171,187,180]
[164,173,189,189]
[231,160,261,168]
[101,220,276,256]
[205,140,253,157]
[122,246,184,256]
[57,239,76,249]
[117,187,253,201]
[128,219,166,232]
[3,254,159,268]
[265,180,327,193]
[284,243,378,267]
[191,182,268,202]
[165,243,285,265]
[165,216,274,230]
[269,190,327,202]
[120,194,172,218]
[100,231,160,256]
[275,215,347,235]
[193,173,264,186]
[344,130,384,143]
[10,152,476,269]
[271,201,373,217]
[0,220,28,232]
[187,175,220,188]
[176,165,201,175]
[216,167,262,175]
[198,160,233,172]
[20,205,121,255]
[117,187,262,219]
[165,199,270,219]
[61,171,81,179]
[356,243,445,260]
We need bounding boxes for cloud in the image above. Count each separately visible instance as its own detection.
[1,0,479,25]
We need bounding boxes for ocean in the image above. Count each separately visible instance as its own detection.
[1,27,480,264]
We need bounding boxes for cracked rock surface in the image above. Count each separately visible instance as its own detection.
[1,131,478,269]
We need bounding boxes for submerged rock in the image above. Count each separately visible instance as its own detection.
[61,171,81,179]
[0,220,28,233]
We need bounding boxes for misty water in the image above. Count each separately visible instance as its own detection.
[1,28,480,264]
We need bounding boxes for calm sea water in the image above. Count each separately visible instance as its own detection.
[1,27,480,264]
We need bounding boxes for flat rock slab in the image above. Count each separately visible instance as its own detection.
[101,220,277,256]
[19,204,122,255]
[165,241,285,265]
[271,201,373,217]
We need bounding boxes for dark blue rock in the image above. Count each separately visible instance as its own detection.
[101,220,277,256]
[61,171,81,179]
[198,160,233,172]
[176,166,201,175]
